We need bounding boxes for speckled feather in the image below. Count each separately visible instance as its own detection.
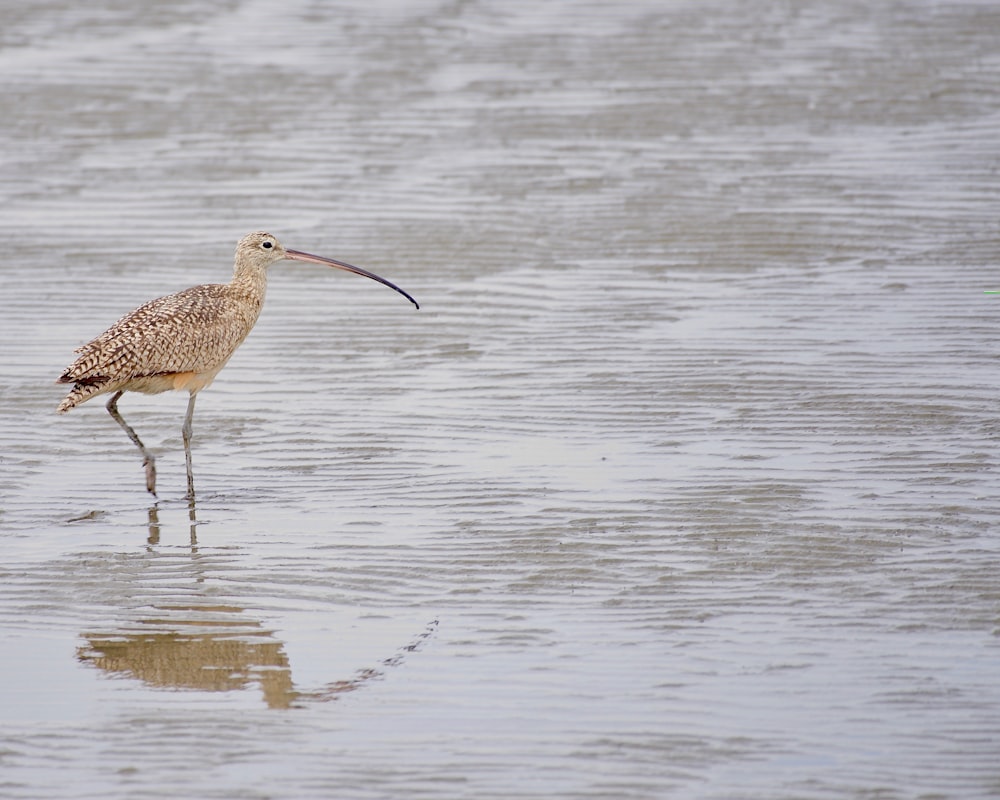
[56,283,264,409]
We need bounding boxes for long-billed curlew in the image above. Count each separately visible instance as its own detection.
[57,231,418,496]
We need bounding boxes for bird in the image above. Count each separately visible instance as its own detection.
[56,231,418,497]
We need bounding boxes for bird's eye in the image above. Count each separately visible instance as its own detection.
[262,241,273,249]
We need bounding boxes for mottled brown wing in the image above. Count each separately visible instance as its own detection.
[61,284,260,384]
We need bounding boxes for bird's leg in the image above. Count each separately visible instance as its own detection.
[106,391,157,495]
[182,392,197,501]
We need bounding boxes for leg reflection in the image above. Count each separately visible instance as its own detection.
[147,504,161,546]
[144,499,197,548]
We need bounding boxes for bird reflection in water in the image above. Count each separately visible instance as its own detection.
[77,606,437,709]
[78,605,296,708]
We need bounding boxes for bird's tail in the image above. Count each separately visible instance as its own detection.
[56,377,108,414]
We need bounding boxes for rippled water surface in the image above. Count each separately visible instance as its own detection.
[2,1,1000,798]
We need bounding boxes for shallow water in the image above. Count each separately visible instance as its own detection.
[2,1,1000,798]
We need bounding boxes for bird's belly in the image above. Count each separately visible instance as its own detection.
[124,369,221,395]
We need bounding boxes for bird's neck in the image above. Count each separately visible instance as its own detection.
[229,264,268,306]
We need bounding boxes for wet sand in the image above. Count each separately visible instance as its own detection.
[1,2,999,798]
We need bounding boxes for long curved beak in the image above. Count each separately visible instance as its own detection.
[284,249,419,309]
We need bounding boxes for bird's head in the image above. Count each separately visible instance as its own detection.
[233,231,419,309]
[235,231,288,270]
